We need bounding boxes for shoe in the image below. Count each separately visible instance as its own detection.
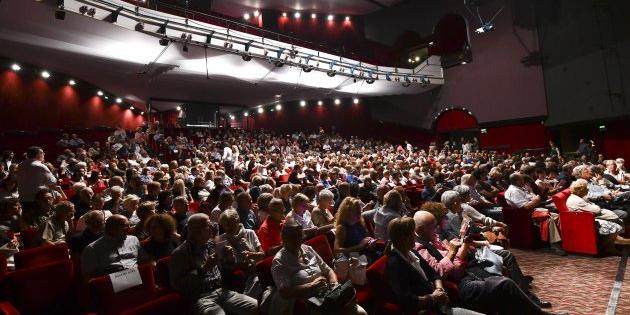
[551,243,567,256]
[528,293,552,309]
[524,275,534,284]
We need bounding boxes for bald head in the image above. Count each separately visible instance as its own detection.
[413,210,437,241]
[187,213,213,243]
[105,215,129,240]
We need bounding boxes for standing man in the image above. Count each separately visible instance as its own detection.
[17,146,57,211]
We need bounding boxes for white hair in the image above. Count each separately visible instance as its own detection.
[440,190,460,208]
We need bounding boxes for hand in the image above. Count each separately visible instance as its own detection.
[431,289,449,306]
[309,276,328,290]
[603,193,613,201]
[362,201,374,211]
[447,239,462,250]
[359,237,372,247]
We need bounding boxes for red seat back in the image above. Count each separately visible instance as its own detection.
[0,260,75,315]
[256,255,275,288]
[501,207,540,249]
[496,192,509,207]
[552,189,572,213]
[304,234,334,267]
[366,255,403,313]
[18,227,39,249]
[88,264,158,315]
[119,293,183,315]
[558,211,598,255]
[14,242,69,270]
[0,255,7,278]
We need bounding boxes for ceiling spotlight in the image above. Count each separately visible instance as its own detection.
[475,23,494,34]
[129,106,135,110]
[327,14,334,21]
[353,98,359,104]
[415,56,420,62]
[334,99,340,105]
[140,112,144,115]
[345,16,350,21]
[176,106,182,111]
[429,41,434,46]
[311,13,316,19]
[79,5,88,14]
[116,98,122,103]
[104,96,109,100]
[274,60,285,67]
[461,61,467,65]
[68,79,76,86]
[294,12,301,18]
[230,115,235,120]
[300,100,306,107]
[242,53,252,61]
[408,58,412,63]
[243,13,250,19]
[87,8,96,17]
[10,64,21,71]
[282,12,287,17]
[159,36,169,46]
[317,100,323,106]
[275,104,282,110]
[244,112,249,117]
[326,70,336,77]
[41,71,50,79]
[302,65,313,72]
[182,43,189,52]
[257,107,264,114]
[55,0,66,20]
[157,21,168,34]
[253,10,260,17]
[135,22,144,31]
[97,91,104,96]
[366,78,375,84]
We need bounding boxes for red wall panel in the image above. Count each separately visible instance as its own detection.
[480,122,547,152]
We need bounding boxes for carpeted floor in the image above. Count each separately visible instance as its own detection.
[511,248,629,315]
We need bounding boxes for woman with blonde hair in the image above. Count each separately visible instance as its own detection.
[171,178,192,201]
[333,197,373,256]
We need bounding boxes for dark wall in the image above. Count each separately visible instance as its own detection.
[364,0,548,128]
[0,70,144,132]
[539,0,630,126]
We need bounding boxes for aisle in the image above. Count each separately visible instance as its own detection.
[511,248,629,315]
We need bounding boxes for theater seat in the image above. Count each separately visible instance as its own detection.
[552,189,598,255]
[365,256,403,315]
[0,255,7,278]
[155,256,172,289]
[304,234,334,267]
[18,227,39,249]
[14,242,69,270]
[256,255,275,288]
[0,260,76,315]
[497,192,541,249]
[87,264,160,315]
[119,293,182,315]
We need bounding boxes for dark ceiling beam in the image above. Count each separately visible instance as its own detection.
[362,0,387,9]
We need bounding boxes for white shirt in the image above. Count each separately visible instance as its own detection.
[75,210,112,232]
[504,185,534,208]
[222,146,233,162]
[286,210,315,230]
[16,159,57,202]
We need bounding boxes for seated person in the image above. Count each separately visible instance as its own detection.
[504,174,565,255]
[566,179,630,254]
[374,190,404,241]
[131,201,156,240]
[257,198,285,256]
[311,189,335,227]
[270,219,367,315]
[286,193,331,238]
[452,185,507,230]
[413,211,556,314]
[460,174,496,211]
[0,197,21,234]
[171,196,191,234]
[235,191,260,230]
[81,215,149,279]
[216,209,265,297]
[333,197,375,258]
[256,193,273,224]
[384,217,481,315]
[68,210,105,255]
[21,188,54,228]
[142,213,180,261]
[156,190,174,214]
[210,191,234,223]
[76,194,111,232]
[38,201,75,246]
[421,176,445,202]
[169,213,258,315]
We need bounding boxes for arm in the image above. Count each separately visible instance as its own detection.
[334,225,368,255]
[168,250,204,299]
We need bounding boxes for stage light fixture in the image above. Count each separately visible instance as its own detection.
[244,112,249,117]
[327,71,336,77]
[205,31,214,46]
[135,22,144,31]
[300,100,306,107]
[104,96,109,100]
[282,12,287,17]
[130,106,134,110]
[176,106,182,111]
[257,107,264,114]
[108,7,123,23]
[242,53,252,61]
[294,12,301,18]
[244,40,254,52]
[274,60,285,67]
[230,115,235,120]
[243,13,250,19]
[87,8,96,17]
[159,36,169,46]
[275,104,282,111]
[353,98,359,104]
[157,21,168,34]
[253,10,260,17]
[140,111,144,115]
[311,13,316,19]
[415,56,420,62]
[182,43,188,52]
[345,16,350,21]
[10,64,21,71]
[69,79,76,86]
[334,99,340,105]
[116,98,122,103]
[55,6,66,20]
[385,73,392,81]
[97,91,104,96]
[429,41,434,46]
[317,100,323,106]
[327,14,334,21]
[79,5,88,14]
[41,71,50,79]
[461,61,467,65]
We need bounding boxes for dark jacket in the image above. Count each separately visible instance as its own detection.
[385,249,438,312]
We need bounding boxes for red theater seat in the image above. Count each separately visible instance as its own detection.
[87,264,160,315]
[552,189,598,255]
[497,193,541,249]
[18,227,39,249]
[256,255,275,288]
[14,242,69,270]
[155,256,172,289]
[0,260,76,315]
[304,234,334,267]
[365,255,403,314]
[0,255,7,278]
[119,293,182,315]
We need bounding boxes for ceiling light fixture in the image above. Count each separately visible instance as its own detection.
[334,99,340,105]
[275,104,282,110]
[257,107,264,114]
[41,71,50,79]
[130,106,135,110]
[300,100,306,107]
[243,13,250,19]
[69,79,76,86]
[345,16,350,21]
[244,112,249,117]
[10,64,21,71]
[311,13,316,19]
[294,12,301,18]
[116,98,122,103]
[55,0,66,20]
[97,91,103,96]
[317,100,323,106]
[327,14,334,21]
[353,98,359,104]
[282,12,287,17]
[253,10,260,17]
[176,106,182,111]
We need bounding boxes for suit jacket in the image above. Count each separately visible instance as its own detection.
[385,249,438,312]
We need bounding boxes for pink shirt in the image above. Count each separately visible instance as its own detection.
[415,235,467,281]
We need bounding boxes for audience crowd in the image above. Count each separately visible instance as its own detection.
[1,123,629,314]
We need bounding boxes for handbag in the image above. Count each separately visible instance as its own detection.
[307,280,356,312]
[467,246,504,280]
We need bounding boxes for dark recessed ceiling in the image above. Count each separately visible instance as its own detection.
[202,0,404,17]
